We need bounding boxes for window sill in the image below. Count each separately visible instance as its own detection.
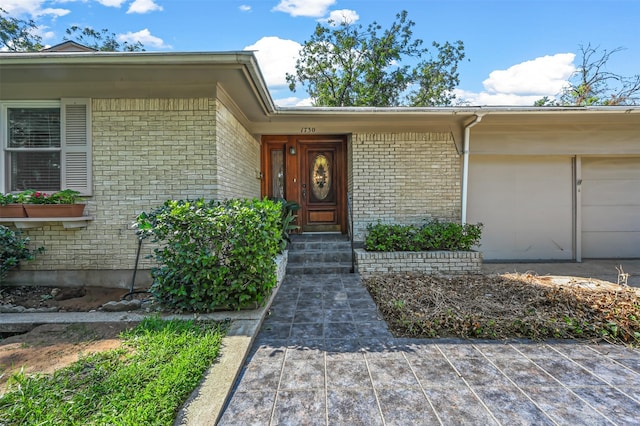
[0,216,93,229]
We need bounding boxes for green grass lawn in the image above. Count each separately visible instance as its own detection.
[0,317,227,426]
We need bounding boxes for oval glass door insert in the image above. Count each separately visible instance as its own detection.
[311,154,331,200]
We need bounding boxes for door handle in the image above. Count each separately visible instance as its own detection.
[302,189,307,199]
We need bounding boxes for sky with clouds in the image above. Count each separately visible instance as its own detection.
[4,0,640,107]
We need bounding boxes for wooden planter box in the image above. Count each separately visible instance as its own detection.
[0,204,27,218]
[24,204,86,218]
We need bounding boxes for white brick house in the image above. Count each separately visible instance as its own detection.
[1,50,639,286]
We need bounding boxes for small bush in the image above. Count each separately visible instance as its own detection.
[0,225,43,285]
[136,198,282,312]
[365,220,482,252]
[272,198,300,253]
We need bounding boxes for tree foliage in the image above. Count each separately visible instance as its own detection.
[64,26,144,52]
[0,8,144,52]
[0,8,43,51]
[537,44,640,106]
[286,10,465,107]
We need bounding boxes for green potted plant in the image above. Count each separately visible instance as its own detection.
[22,189,85,218]
[0,193,26,218]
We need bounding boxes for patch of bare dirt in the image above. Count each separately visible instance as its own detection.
[0,322,135,395]
[0,285,150,396]
[0,286,137,312]
[363,273,640,344]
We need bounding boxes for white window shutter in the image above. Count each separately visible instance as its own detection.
[61,98,92,195]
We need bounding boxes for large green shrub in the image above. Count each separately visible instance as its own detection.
[136,198,282,312]
[0,225,42,285]
[365,220,482,252]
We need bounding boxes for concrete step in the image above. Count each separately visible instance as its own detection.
[290,233,349,242]
[288,241,352,252]
[288,249,353,264]
[286,262,353,275]
[286,233,354,275]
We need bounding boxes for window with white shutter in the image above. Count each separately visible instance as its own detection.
[61,99,92,195]
[1,99,92,195]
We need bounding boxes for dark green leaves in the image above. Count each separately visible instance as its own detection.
[0,8,43,52]
[0,225,43,285]
[286,10,466,107]
[135,198,281,312]
[364,220,482,252]
[0,8,144,52]
[64,26,145,52]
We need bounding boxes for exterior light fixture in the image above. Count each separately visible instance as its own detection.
[289,146,296,155]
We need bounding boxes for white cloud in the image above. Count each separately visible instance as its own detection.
[454,90,544,106]
[320,9,359,25]
[2,0,70,18]
[244,36,301,89]
[127,0,163,14]
[38,8,71,17]
[0,0,41,15]
[274,96,313,107]
[272,0,336,17]
[245,36,314,106]
[39,28,56,41]
[95,0,128,7]
[457,53,576,106]
[483,53,575,95]
[239,5,251,12]
[117,28,170,48]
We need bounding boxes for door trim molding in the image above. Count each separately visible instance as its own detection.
[261,135,347,234]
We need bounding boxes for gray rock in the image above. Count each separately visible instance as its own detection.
[101,299,142,312]
[0,305,25,313]
[0,305,59,313]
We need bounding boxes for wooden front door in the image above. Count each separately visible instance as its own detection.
[261,135,347,233]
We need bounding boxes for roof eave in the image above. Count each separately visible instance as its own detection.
[0,50,277,116]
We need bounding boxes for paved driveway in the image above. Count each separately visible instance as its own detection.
[219,273,640,425]
[483,259,640,288]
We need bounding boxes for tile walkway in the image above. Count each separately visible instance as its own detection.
[219,273,640,425]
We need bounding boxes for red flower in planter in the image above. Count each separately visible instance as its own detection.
[29,191,51,204]
[22,190,80,205]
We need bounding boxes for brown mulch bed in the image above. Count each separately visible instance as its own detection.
[363,273,640,345]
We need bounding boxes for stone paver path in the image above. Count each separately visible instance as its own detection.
[219,274,640,425]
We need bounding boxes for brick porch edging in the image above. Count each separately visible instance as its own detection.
[354,248,482,277]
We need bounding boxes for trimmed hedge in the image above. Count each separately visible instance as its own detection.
[365,220,483,252]
[136,198,282,312]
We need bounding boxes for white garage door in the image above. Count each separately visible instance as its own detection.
[468,156,573,260]
[582,157,640,258]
